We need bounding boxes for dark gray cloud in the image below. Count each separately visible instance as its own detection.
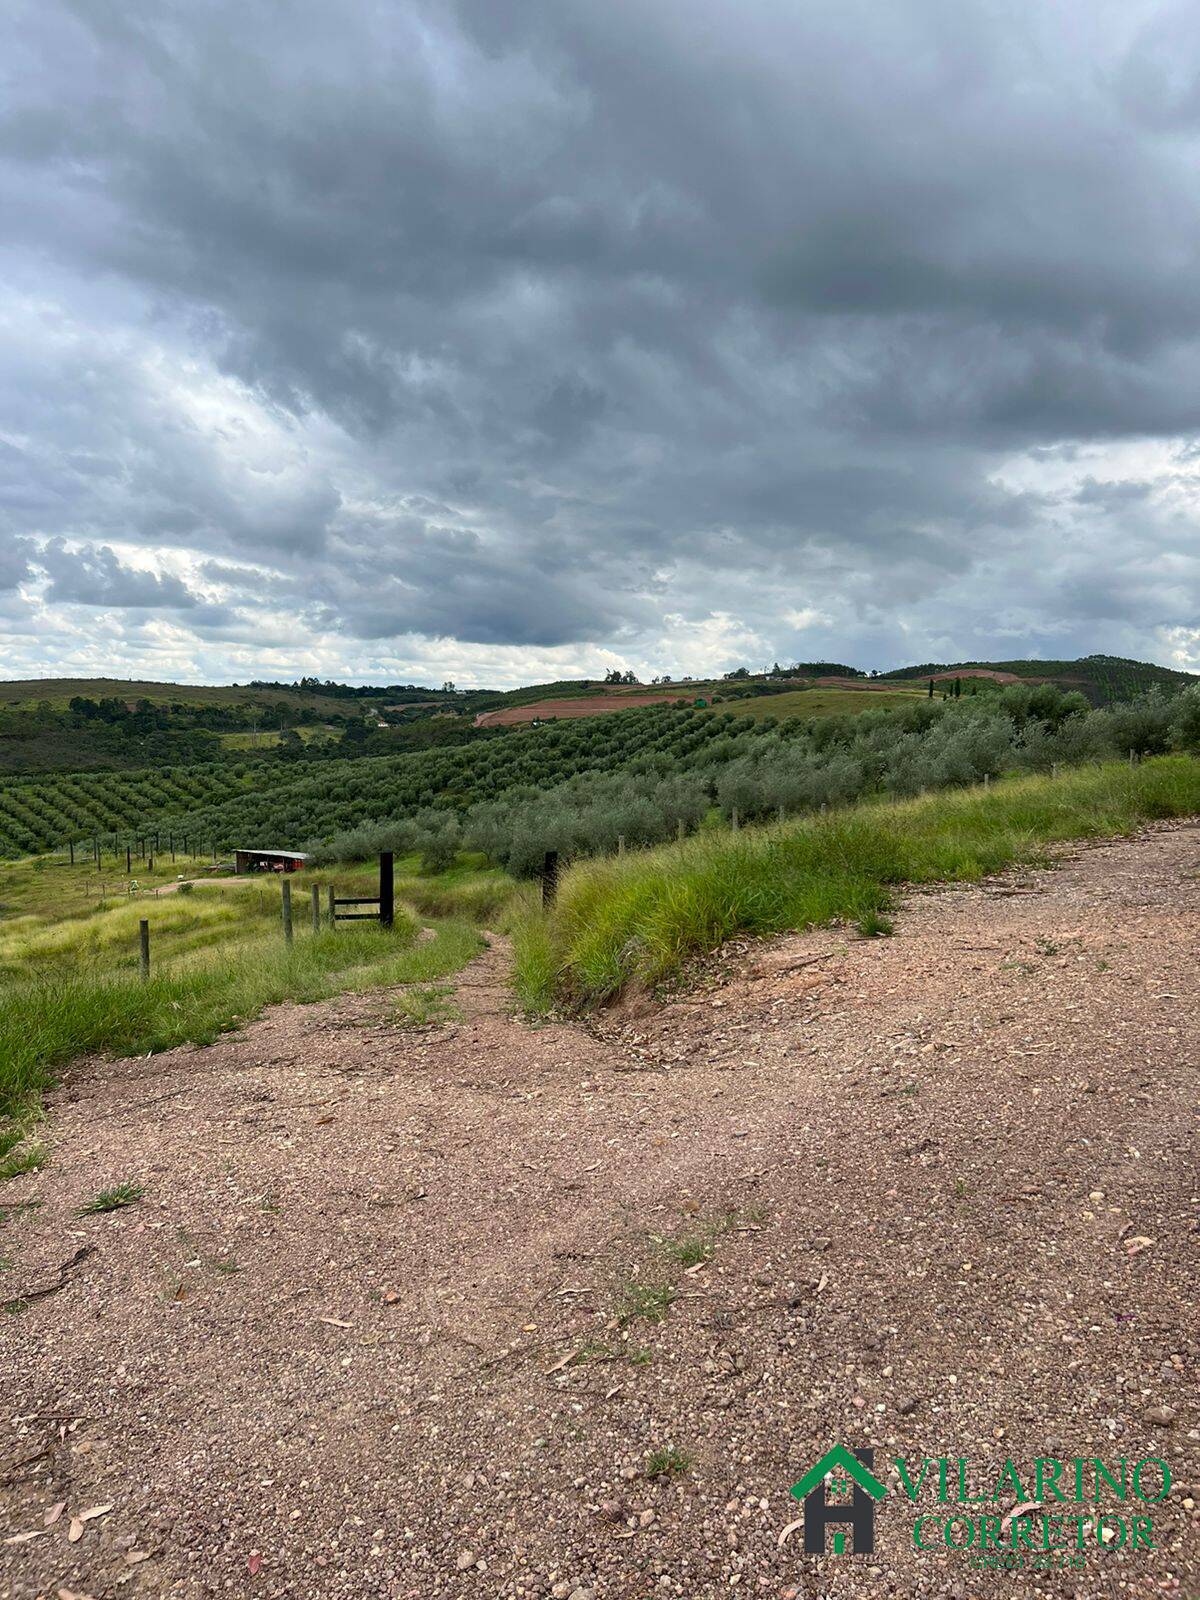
[34,538,238,630]
[38,540,202,609]
[1,0,1200,682]
[0,530,31,593]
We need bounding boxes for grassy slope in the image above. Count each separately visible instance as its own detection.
[708,686,926,719]
[514,757,1200,1010]
[217,726,335,749]
[0,678,355,714]
[0,919,484,1118]
[0,850,514,965]
[0,852,516,1118]
[0,851,227,924]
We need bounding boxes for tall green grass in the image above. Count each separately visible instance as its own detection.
[514,757,1200,1010]
[393,865,515,925]
[0,884,290,980]
[0,920,482,1118]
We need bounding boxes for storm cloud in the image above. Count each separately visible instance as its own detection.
[2,0,1200,684]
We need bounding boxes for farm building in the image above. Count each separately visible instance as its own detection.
[234,848,308,874]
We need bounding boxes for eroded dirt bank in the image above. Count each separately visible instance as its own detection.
[1,826,1197,1598]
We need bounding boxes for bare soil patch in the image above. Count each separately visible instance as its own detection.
[2,827,1197,1598]
[474,694,690,727]
[923,668,1027,685]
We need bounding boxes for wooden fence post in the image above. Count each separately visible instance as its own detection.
[311,883,321,933]
[731,807,739,831]
[617,834,626,856]
[327,884,336,927]
[677,818,685,842]
[379,851,394,929]
[126,845,131,874]
[68,839,74,865]
[281,879,293,946]
[139,919,150,982]
[541,850,559,909]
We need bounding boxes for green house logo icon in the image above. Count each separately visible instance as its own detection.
[790,1446,887,1554]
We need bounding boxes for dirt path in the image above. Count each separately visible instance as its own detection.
[153,875,249,894]
[1,827,1197,1598]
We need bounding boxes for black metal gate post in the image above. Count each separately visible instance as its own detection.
[540,850,559,908]
[379,851,394,929]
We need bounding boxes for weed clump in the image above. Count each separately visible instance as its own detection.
[78,1181,143,1214]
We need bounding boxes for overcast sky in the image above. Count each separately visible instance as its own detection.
[2,0,1200,687]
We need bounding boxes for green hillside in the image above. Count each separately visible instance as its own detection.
[706,686,926,719]
[0,707,706,857]
[3,674,1198,864]
[885,654,1196,704]
[0,679,368,774]
[0,658,1195,856]
[0,761,308,857]
[0,677,357,714]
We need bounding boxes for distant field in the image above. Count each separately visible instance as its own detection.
[0,705,708,858]
[0,849,236,926]
[478,678,949,729]
[217,726,336,750]
[710,685,927,719]
[474,691,692,726]
[0,678,353,715]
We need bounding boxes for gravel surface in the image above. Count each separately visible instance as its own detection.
[1,824,1197,1598]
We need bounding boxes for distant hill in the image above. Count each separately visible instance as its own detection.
[0,652,1197,854]
[0,655,1193,773]
[0,678,367,775]
[884,655,1197,705]
[0,677,358,715]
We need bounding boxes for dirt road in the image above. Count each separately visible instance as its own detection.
[2,826,1197,1598]
[153,876,248,895]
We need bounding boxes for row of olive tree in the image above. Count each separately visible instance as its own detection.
[304,684,1200,875]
